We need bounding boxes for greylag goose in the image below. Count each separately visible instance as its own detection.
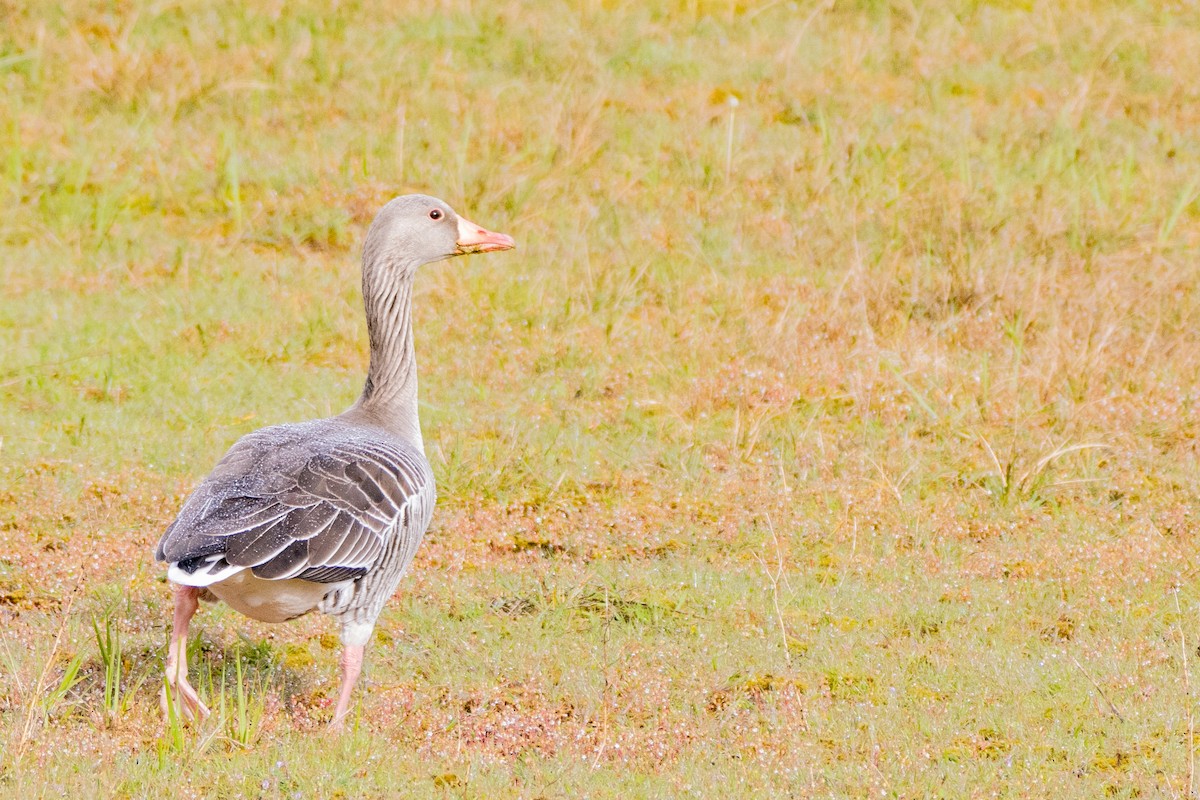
[155,194,515,730]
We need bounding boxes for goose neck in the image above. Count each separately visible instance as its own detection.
[352,274,423,449]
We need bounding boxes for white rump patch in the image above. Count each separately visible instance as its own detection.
[167,557,246,587]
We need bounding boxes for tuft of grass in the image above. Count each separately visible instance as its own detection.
[158,676,188,760]
[91,609,148,728]
[974,437,1110,508]
[91,613,123,727]
[40,651,85,724]
[218,648,267,748]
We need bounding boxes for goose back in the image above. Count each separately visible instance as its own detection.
[156,417,435,605]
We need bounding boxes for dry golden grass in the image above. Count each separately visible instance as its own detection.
[3,0,1200,796]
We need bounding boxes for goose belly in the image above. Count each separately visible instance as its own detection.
[205,570,351,623]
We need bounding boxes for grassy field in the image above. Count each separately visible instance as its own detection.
[2,0,1200,796]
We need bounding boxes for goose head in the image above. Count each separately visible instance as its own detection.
[362,194,515,274]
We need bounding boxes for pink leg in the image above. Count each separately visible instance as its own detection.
[329,644,365,732]
[160,584,210,722]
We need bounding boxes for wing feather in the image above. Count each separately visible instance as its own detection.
[305,512,358,564]
[156,420,433,585]
[226,512,299,565]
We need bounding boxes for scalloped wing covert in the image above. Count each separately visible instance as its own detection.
[155,420,434,584]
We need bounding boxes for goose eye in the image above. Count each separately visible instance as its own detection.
[429,209,443,220]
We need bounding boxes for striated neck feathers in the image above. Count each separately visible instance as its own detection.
[348,239,423,451]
